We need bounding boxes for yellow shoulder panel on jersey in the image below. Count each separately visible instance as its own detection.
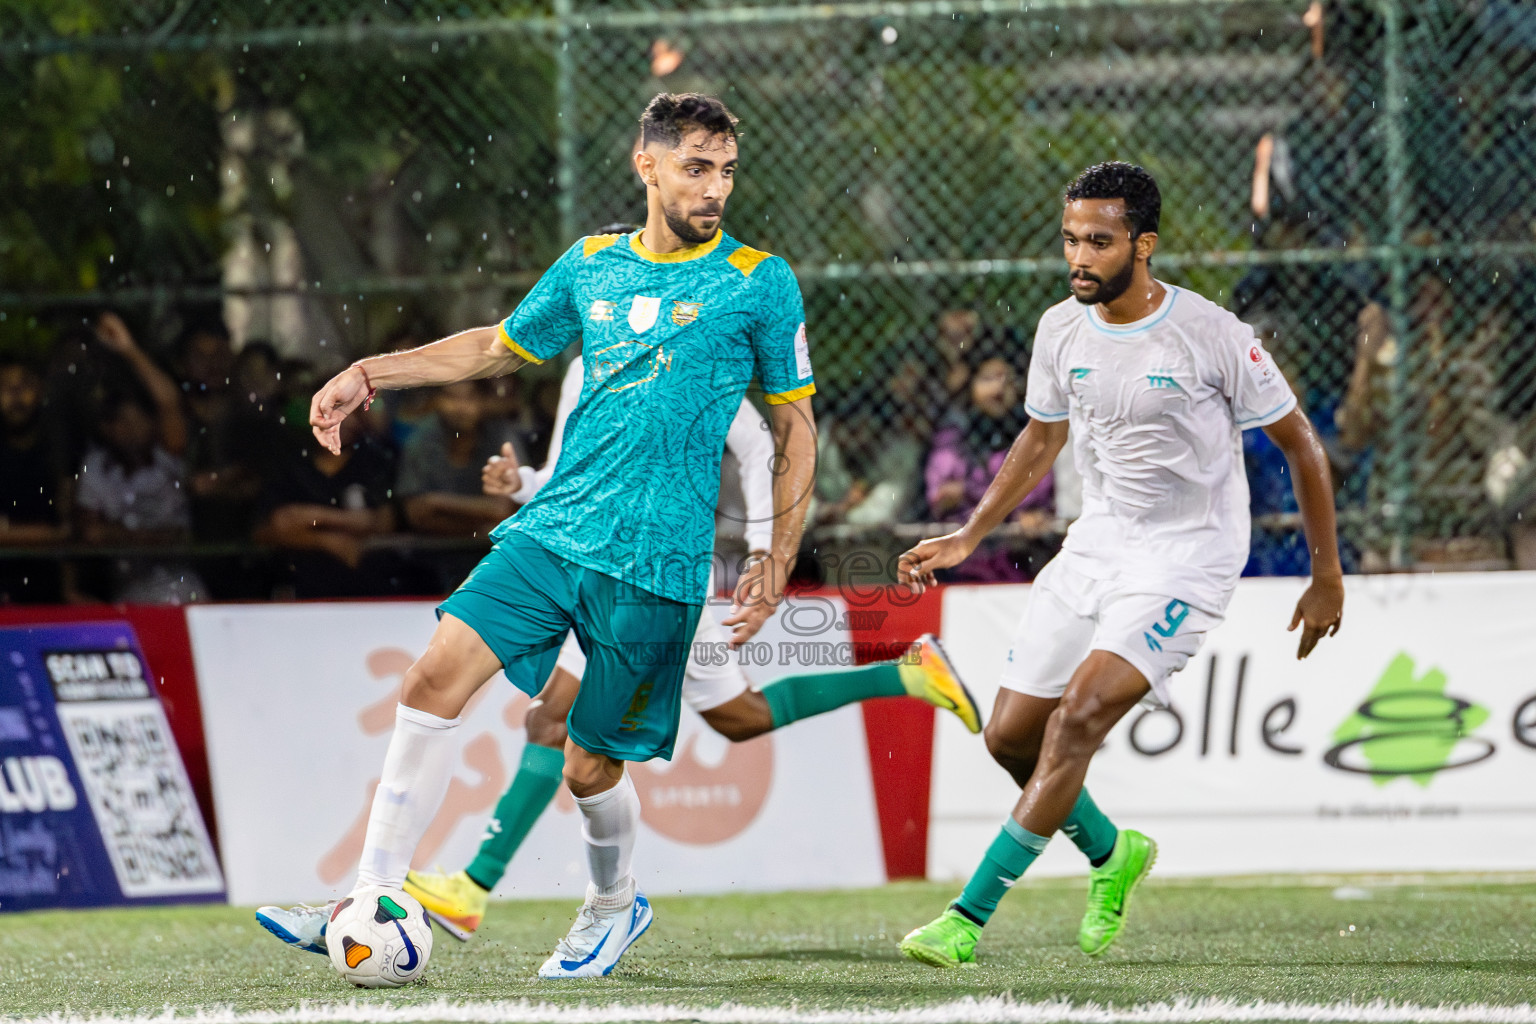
[583,234,621,258]
[727,245,773,277]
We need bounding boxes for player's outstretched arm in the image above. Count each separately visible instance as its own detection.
[724,396,816,648]
[309,326,526,454]
[1263,407,1345,658]
[899,418,1068,594]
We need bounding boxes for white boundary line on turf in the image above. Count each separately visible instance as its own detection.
[12,998,1536,1024]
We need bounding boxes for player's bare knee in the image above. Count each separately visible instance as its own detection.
[524,702,568,749]
[715,718,767,742]
[562,760,603,798]
[400,659,459,714]
[701,692,773,742]
[984,723,1038,782]
[563,748,622,798]
[1054,689,1116,754]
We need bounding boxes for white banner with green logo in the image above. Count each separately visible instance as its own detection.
[932,573,1536,879]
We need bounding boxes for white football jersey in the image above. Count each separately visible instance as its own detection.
[1024,283,1297,611]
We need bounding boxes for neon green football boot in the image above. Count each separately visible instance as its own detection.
[1078,829,1157,956]
[899,907,980,968]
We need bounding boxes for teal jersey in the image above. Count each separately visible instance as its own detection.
[490,229,815,605]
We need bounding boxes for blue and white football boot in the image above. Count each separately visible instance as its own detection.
[537,881,653,979]
[255,901,336,955]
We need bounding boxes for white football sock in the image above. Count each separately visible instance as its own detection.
[354,703,461,890]
[574,771,638,908]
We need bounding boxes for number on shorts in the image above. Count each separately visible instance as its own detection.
[1152,600,1190,638]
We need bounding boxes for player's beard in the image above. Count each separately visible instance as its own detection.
[663,201,722,246]
[1071,254,1135,306]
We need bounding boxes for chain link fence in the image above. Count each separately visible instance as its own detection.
[3,0,1534,585]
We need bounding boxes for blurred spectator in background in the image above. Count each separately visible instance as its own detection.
[229,340,298,469]
[1414,283,1510,567]
[1337,272,1510,568]
[44,320,123,474]
[276,357,321,432]
[1237,0,1379,394]
[926,346,1053,581]
[398,380,524,536]
[258,415,432,598]
[176,319,235,399]
[398,380,521,592]
[75,313,206,603]
[484,374,553,469]
[173,319,267,545]
[1412,63,1536,245]
[807,405,864,527]
[929,308,981,402]
[233,340,285,418]
[813,354,933,528]
[0,357,69,603]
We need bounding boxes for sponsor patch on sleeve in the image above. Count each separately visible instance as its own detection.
[794,323,812,380]
[1245,343,1281,391]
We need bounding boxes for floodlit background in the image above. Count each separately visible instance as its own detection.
[4,4,1536,1020]
[3,0,1534,599]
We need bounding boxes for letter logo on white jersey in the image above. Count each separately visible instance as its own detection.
[628,295,661,333]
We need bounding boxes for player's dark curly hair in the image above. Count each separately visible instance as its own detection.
[639,93,739,149]
[1063,162,1161,238]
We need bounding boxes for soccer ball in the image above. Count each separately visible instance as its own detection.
[325,885,433,988]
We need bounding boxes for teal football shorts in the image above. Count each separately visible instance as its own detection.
[438,531,701,761]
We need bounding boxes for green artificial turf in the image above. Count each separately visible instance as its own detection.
[1,878,1533,1021]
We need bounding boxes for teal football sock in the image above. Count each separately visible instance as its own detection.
[952,818,1050,926]
[760,664,906,729]
[465,742,565,890]
[1061,787,1119,867]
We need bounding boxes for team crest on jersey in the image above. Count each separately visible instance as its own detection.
[628,295,661,333]
[588,300,615,322]
[670,301,703,327]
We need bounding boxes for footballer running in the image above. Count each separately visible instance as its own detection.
[896,162,1345,967]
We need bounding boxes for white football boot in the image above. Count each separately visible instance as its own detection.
[537,881,653,979]
[255,901,337,955]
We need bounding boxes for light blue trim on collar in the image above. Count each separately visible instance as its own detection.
[1086,284,1180,335]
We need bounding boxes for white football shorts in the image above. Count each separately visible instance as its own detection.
[998,551,1226,707]
[553,608,749,714]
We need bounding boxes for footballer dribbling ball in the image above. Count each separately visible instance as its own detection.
[326,885,433,988]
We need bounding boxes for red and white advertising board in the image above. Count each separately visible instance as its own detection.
[187,598,888,906]
[932,572,1536,880]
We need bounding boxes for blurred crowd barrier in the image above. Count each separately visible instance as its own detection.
[3,0,1534,597]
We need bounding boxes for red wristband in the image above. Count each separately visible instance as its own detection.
[352,362,378,411]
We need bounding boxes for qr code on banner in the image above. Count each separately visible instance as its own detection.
[55,701,224,898]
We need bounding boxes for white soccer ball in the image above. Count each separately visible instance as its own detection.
[326,885,433,988]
